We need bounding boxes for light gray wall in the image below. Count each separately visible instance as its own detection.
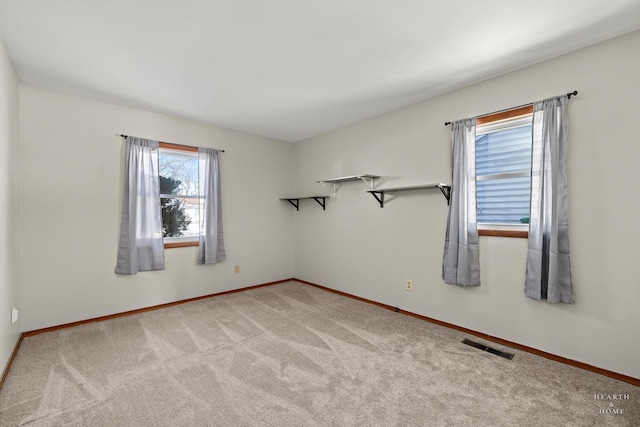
[0,37,20,370]
[9,29,640,381]
[19,86,295,331]
[292,30,640,379]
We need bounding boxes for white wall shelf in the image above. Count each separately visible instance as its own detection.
[317,174,380,196]
[280,196,329,211]
[367,183,451,207]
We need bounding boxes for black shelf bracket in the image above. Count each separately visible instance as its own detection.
[439,186,451,205]
[284,198,300,211]
[368,191,385,208]
[311,197,326,210]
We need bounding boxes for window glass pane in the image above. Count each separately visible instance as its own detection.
[159,150,199,196]
[477,177,530,224]
[159,148,200,239]
[161,197,200,238]
[476,126,532,176]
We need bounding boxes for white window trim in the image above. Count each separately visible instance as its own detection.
[163,235,199,244]
[478,223,529,232]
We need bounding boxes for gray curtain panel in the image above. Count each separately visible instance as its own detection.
[197,148,226,264]
[525,95,574,303]
[115,137,165,275]
[443,118,481,286]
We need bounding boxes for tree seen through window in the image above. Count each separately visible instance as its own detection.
[159,148,200,240]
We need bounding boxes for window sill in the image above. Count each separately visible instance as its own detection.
[478,229,528,238]
[164,241,198,249]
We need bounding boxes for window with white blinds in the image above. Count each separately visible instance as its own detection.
[475,114,532,225]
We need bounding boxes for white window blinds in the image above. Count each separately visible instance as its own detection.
[475,117,532,224]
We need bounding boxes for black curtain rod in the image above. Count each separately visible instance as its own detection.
[444,90,578,126]
[119,134,225,152]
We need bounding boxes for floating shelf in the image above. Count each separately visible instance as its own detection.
[367,183,451,207]
[280,196,329,211]
[317,174,380,196]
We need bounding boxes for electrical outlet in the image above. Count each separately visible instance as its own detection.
[405,279,413,291]
[11,308,18,324]
[234,265,240,274]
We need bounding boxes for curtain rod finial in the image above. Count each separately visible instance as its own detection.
[567,90,578,99]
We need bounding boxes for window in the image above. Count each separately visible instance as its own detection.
[475,106,533,238]
[159,143,201,248]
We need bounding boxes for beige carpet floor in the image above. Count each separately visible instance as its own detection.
[0,281,638,426]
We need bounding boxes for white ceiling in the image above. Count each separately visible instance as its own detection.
[1,1,639,142]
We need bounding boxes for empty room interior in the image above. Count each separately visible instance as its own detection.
[1,1,640,425]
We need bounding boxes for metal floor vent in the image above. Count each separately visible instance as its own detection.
[462,338,514,360]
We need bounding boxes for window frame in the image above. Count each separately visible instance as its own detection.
[475,105,533,239]
[158,142,200,249]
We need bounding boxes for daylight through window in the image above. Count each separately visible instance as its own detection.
[159,144,201,246]
[475,107,533,233]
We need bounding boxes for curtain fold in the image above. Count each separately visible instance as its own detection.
[525,95,574,303]
[198,148,225,264]
[443,118,480,286]
[115,137,165,275]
